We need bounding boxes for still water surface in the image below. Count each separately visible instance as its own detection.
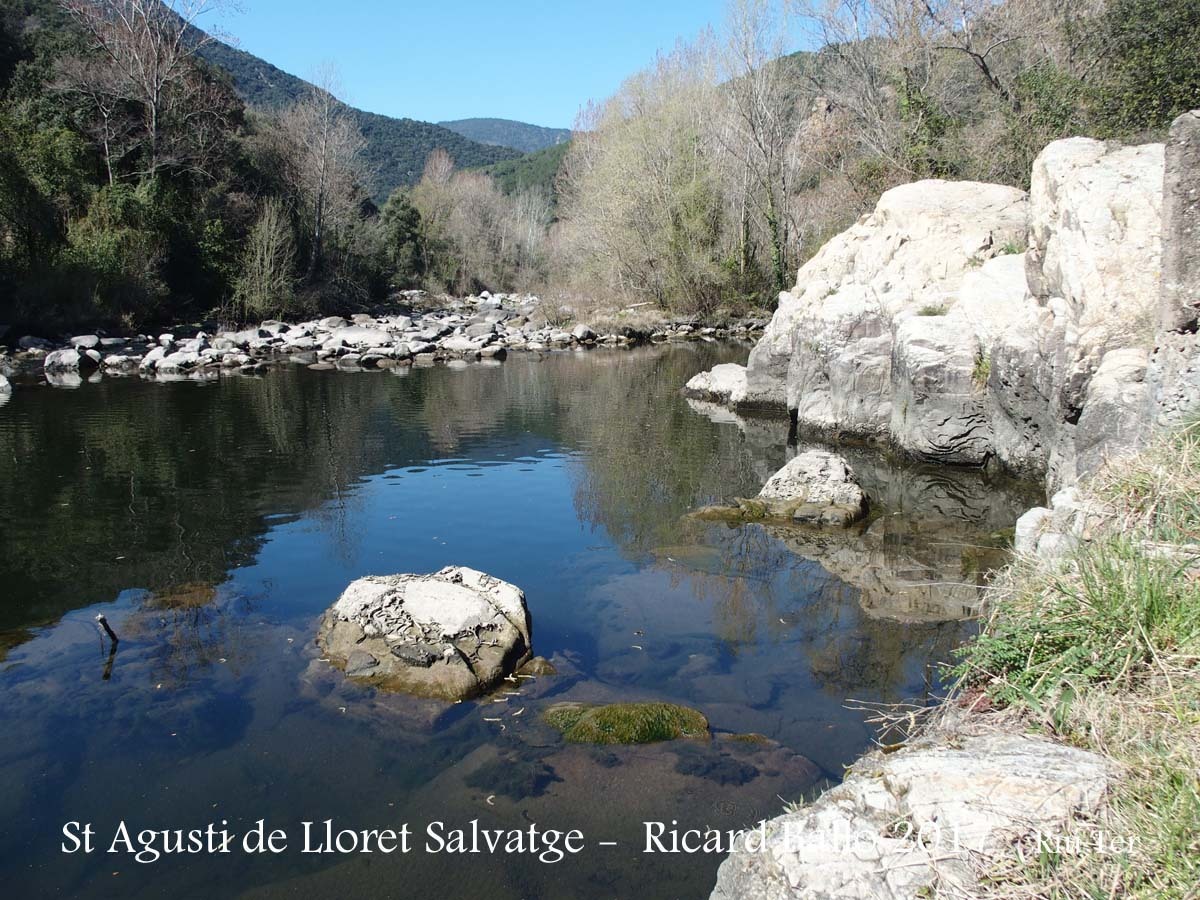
[0,344,1038,898]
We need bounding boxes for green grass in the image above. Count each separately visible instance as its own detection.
[955,421,1200,898]
[973,351,991,388]
[543,702,709,744]
[917,303,947,316]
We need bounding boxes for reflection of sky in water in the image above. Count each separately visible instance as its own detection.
[0,345,1038,898]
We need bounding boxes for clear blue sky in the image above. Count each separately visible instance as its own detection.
[206,0,732,128]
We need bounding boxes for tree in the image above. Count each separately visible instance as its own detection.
[273,67,368,280]
[380,189,423,287]
[57,0,234,181]
[1092,0,1200,136]
[557,41,728,311]
[234,198,297,318]
[716,0,801,295]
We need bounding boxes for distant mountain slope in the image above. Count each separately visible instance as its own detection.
[194,39,522,201]
[439,117,571,154]
[480,141,572,202]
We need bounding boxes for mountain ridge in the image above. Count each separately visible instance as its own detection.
[193,36,523,201]
[438,117,571,154]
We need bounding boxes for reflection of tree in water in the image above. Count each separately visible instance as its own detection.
[0,369,425,631]
[120,583,258,688]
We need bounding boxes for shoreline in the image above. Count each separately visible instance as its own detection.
[0,293,767,388]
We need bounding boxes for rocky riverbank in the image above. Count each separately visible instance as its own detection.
[698,111,1200,899]
[0,292,767,390]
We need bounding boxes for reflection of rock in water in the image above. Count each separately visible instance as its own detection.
[762,519,1004,623]
[684,400,1041,622]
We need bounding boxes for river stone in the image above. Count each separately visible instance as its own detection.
[756,450,868,525]
[316,566,533,701]
[463,322,496,338]
[711,728,1108,900]
[70,334,101,350]
[331,326,393,348]
[44,348,95,372]
[682,363,748,405]
[0,374,10,394]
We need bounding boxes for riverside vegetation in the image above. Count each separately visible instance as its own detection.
[2,0,1199,336]
[950,422,1200,898]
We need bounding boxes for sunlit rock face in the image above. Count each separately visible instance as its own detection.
[691,138,1168,492]
[745,179,1028,418]
[317,566,533,701]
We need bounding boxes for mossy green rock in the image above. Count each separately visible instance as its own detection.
[543,702,709,744]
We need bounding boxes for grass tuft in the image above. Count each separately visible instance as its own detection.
[543,702,709,744]
[954,420,1200,898]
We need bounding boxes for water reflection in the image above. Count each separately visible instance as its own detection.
[0,345,1038,899]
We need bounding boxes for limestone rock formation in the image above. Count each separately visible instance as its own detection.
[316,566,533,701]
[690,135,1171,491]
[1149,110,1200,428]
[744,179,1027,416]
[710,725,1108,900]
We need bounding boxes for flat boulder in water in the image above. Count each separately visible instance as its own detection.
[693,450,869,527]
[316,566,533,701]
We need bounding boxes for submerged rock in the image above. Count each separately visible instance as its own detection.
[316,566,533,701]
[543,702,709,744]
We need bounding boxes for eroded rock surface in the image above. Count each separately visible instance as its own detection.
[683,363,748,405]
[316,566,532,701]
[711,725,1108,900]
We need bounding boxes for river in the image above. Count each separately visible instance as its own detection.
[0,343,1039,898]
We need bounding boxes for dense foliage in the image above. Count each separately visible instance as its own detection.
[0,0,529,331]
[437,117,570,155]
[477,141,571,200]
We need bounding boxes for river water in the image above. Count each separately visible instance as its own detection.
[0,344,1039,898]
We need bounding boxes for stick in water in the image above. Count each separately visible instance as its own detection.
[95,613,119,645]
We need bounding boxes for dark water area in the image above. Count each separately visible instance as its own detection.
[0,345,1039,899]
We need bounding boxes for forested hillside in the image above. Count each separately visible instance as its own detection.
[479,142,571,200]
[196,36,521,201]
[438,117,570,154]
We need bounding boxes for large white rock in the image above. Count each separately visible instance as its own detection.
[707,137,1166,487]
[316,566,533,701]
[711,728,1108,900]
[744,180,1028,416]
[331,326,394,349]
[682,363,748,405]
[44,348,83,372]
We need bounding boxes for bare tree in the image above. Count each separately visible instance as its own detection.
[716,0,801,293]
[235,197,297,318]
[57,0,233,180]
[275,67,368,279]
[52,54,140,185]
